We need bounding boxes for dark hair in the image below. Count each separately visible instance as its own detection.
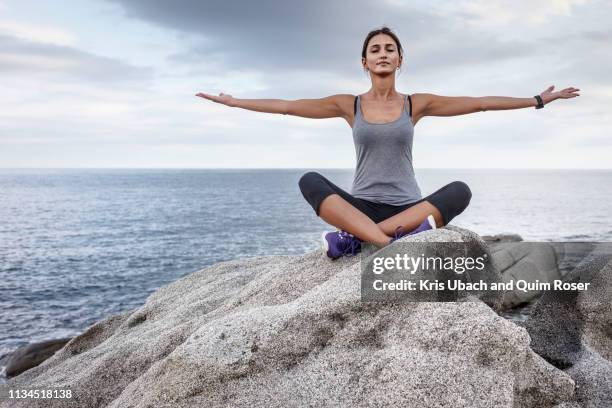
[361,26,404,61]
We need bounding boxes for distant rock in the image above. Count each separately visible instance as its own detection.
[482,233,523,243]
[4,338,72,378]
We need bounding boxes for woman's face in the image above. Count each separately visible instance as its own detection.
[362,33,402,75]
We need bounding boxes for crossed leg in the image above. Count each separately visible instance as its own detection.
[377,200,444,234]
[318,194,443,248]
[299,172,471,248]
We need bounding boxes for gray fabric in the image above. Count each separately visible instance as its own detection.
[351,94,422,205]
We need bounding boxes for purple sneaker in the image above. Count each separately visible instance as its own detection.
[321,230,363,260]
[391,214,437,242]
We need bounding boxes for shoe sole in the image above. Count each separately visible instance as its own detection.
[427,214,437,230]
[321,231,330,257]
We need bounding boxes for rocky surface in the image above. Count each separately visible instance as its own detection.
[1,226,608,407]
[486,238,608,311]
[526,253,612,408]
[491,242,561,308]
[482,233,523,243]
[4,338,72,379]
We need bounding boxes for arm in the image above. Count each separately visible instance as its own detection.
[419,85,580,117]
[196,92,352,119]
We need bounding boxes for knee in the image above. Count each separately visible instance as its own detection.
[449,181,472,208]
[298,171,323,193]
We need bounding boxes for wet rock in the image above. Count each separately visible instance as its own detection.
[5,338,72,378]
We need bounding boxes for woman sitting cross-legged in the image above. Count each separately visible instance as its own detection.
[196,26,579,260]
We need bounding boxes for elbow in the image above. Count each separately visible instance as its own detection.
[283,101,292,116]
[479,98,487,112]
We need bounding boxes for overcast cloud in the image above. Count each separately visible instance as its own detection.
[0,0,610,168]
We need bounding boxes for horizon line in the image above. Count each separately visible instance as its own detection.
[1,167,611,171]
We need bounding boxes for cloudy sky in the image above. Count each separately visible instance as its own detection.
[0,0,610,168]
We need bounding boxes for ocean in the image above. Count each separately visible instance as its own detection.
[1,168,611,378]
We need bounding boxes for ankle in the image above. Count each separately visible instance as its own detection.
[372,237,393,248]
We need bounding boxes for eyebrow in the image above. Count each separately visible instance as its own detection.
[370,43,395,48]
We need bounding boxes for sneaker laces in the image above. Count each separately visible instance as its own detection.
[338,231,362,257]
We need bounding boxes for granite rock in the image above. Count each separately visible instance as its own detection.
[0,227,576,407]
[526,254,612,407]
[4,338,72,378]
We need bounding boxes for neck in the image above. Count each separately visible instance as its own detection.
[367,73,398,100]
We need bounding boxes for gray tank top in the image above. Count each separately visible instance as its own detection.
[350,93,422,205]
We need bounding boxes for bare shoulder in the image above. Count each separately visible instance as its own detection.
[331,93,356,114]
[329,94,356,126]
[408,93,433,126]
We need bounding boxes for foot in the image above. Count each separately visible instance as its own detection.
[321,230,362,260]
[390,214,437,243]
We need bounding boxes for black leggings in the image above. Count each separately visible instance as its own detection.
[298,171,472,225]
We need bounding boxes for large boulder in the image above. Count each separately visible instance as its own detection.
[484,238,607,311]
[0,227,576,407]
[483,234,563,309]
[492,242,561,308]
[525,254,612,408]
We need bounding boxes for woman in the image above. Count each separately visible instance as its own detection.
[196,26,580,260]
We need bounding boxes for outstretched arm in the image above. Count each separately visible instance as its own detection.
[419,85,580,117]
[195,92,353,119]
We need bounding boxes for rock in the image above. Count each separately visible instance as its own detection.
[490,241,611,316]
[549,242,610,278]
[4,338,72,378]
[566,348,612,408]
[552,403,583,408]
[362,225,504,309]
[525,254,612,408]
[578,258,612,361]
[526,255,612,366]
[482,233,523,243]
[481,234,572,309]
[489,242,561,308]
[0,227,576,407]
[0,352,8,368]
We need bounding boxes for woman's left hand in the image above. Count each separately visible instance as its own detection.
[540,85,580,104]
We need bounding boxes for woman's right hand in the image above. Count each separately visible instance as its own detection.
[195,92,234,107]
